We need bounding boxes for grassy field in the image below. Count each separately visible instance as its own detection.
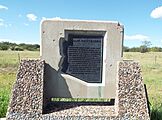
[0,51,162,119]
[124,52,162,119]
[0,51,39,117]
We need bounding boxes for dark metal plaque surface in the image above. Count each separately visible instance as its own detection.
[61,35,103,83]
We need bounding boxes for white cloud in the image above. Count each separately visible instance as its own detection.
[53,17,61,20]
[0,18,4,22]
[0,19,4,26]
[0,19,11,27]
[0,38,26,44]
[24,23,29,26]
[0,23,4,26]
[18,14,22,17]
[0,38,13,42]
[41,17,62,20]
[0,5,8,10]
[26,13,37,21]
[41,17,62,21]
[0,38,39,44]
[4,24,11,27]
[8,24,12,27]
[125,34,150,41]
[150,6,162,19]
[42,17,47,20]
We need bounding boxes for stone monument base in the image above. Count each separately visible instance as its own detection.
[6,60,150,120]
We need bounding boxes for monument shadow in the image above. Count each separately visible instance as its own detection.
[43,63,72,114]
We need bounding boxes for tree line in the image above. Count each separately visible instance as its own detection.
[0,41,162,52]
[123,41,162,53]
[0,42,40,51]
[123,46,162,52]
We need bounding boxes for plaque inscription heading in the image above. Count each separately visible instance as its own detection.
[61,35,103,83]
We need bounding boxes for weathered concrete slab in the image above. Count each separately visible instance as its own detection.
[41,19,124,99]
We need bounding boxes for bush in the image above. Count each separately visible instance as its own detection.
[14,46,24,51]
[140,45,148,53]
[0,42,40,51]
[0,45,9,50]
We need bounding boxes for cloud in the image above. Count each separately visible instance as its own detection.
[24,23,29,26]
[0,18,4,22]
[150,6,162,19]
[0,38,26,44]
[125,34,150,41]
[42,17,47,20]
[0,38,39,44]
[8,24,12,27]
[0,5,8,10]
[0,23,4,26]
[0,18,4,26]
[26,13,37,21]
[0,38,13,42]
[18,14,22,17]
[0,18,11,27]
[41,17,62,21]
[52,17,61,20]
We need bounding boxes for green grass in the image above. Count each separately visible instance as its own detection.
[124,52,162,119]
[0,50,39,117]
[0,50,39,68]
[0,51,162,119]
[51,98,111,102]
[0,72,15,117]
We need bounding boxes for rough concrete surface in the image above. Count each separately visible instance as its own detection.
[117,61,150,119]
[6,60,44,120]
[6,60,150,120]
[41,19,124,98]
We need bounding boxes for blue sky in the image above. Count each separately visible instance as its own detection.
[0,0,162,47]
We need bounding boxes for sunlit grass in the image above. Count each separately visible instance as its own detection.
[124,52,162,119]
[0,50,39,68]
[51,98,111,102]
[0,72,16,117]
[0,50,39,117]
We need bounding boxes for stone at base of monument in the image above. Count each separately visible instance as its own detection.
[6,60,44,120]
[6,60,150,120]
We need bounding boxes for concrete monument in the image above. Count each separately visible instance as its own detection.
[41,19,124,99]
[6,19,150,120]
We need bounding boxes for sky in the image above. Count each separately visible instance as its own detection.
[0,0,162,47]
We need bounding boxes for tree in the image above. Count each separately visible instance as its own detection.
[140,41,151,53]
[14,46,24,51]
[123,46,130,52]
[150,47,161,52]
[0,44,9,50]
